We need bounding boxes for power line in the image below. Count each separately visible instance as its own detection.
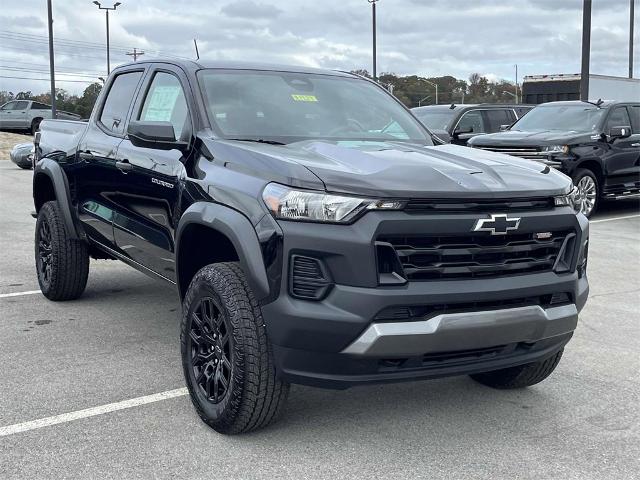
[0,75,95,84]
[0,66,103,79]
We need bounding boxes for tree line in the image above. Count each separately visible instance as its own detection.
[0,82,103,119]
[352,70,520,106]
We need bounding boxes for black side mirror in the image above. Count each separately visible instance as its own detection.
[608,125,632,139]
[127,121,188,151]
[453,125,473,137]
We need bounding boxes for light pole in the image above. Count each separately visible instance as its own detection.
[423,79,438,105]
[368,0,379,81]
[630,0,635,78]
[580,0,592,101]
[47,0,56,119]
[93,1,121,75]
[514,64,519,103]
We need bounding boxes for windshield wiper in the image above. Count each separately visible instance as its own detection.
[227,138,286,145]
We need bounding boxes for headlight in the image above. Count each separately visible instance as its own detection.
[542,145,569,154]
[554,186,580,213]
[262,183,404,223]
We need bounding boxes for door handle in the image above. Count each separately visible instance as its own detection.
[115,159,133,172]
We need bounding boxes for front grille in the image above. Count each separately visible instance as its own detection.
[475,145,543,159]
[378,230,573,281]
[405,197,554,213]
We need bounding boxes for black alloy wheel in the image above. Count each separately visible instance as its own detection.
[188,296,233,404]
[36,218,53,288]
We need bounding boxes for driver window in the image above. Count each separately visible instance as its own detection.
[139,72,190,140]
[606,107,631,131]
[1,102,16,110]
[457,111,485,133]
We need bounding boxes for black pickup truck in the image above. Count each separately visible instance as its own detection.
[469,101,640,217]
[33,60,589,434]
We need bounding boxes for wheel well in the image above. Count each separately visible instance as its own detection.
[31,117,43,125]
[575,160,604,187]
[33,173,56,212]
[177,224,239,299]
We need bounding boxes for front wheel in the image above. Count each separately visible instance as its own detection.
[573,168,599,218]
[35,201,89,300]
[470,349,563,389]
[180,262,289,434]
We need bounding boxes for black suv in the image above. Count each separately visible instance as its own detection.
[469,101,640,217]
[33,60,588,434]
[411,104,533,145]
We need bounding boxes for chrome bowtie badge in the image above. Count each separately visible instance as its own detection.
[473,213,521,235]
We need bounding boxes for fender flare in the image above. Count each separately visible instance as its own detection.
[175,202,270,301]
[33,158,81,240]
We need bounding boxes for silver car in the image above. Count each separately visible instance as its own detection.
[0,100,80,135]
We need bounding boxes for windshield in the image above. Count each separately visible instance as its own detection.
[198,69,431,145]
[412,109,456,131]
[511,104,605,132]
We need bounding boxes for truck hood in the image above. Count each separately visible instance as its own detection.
[210,139,572,199]
[469,129,594,146]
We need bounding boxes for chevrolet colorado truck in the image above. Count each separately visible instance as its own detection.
[33,60,589,434]
[469,100,640,217]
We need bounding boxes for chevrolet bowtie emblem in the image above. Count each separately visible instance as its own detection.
[473,214,521,235]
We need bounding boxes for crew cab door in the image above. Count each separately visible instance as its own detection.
[0,101,17,128]
[112,67,193,282]
[8,100,30,128]
[602,105,640,188]
[76,69,145,249]
[452,110,487,145]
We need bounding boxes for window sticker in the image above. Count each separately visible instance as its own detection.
[291,94,318,102]
[143,86,181,121]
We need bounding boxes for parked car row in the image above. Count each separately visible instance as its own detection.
[411,100,640,217]
[0,100,81,135]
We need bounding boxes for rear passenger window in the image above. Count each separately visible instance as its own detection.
[138,72,190,140]
[627,106,640,133]
[99,71,143,135]
[485,109,514,132]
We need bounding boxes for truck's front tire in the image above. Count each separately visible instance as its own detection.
[573,168,599,217]
[180,262,289,434]
[470,349,563,389]
[35,201,89,301]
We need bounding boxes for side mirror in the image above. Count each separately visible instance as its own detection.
[608,125,632,139]
[127,121,188,151]
[453,125,473,137]
[499,124,511,131]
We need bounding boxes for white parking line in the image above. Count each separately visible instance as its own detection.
[590,214,640,224]
[0,290,41,299]
[0,388,189,437]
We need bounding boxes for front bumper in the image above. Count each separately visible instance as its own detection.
[261,208,589,389]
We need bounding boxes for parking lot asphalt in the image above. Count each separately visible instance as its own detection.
[0,160,639,480]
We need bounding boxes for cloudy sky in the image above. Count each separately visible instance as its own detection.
[0,0,637,95]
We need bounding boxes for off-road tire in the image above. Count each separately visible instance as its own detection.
[181,262,289,434]
[470,349,563,389]
[35,201,89,301]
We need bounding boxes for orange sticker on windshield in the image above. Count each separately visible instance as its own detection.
[291,94,318,102]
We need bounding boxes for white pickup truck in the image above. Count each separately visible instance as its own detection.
[0,100,81,134]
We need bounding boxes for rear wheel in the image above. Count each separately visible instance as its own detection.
[31,118,42,136]
[180,262,289,434]
[35,201,89,300]
[470,349,563,389]
[573,168,599,217]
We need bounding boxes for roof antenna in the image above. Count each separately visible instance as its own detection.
[193,39,200,60]
[449,103,456,109]
[596,98,603,106]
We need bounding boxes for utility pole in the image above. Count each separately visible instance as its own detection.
[514,64,519,103]
[93,2,121,74]
[47,0,56,119]
[580,0,592,101]
[630,0,635,78]
[126,47,144,61]
[424,79,438,105]
[368,0,379,81]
